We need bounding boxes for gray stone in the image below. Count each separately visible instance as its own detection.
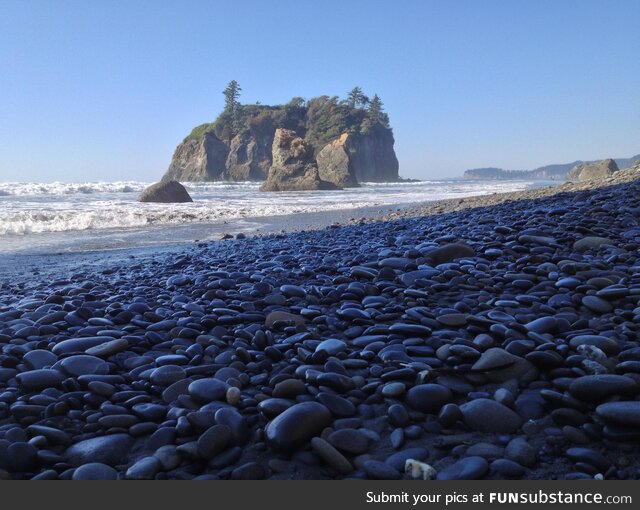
[264,402,332,451]
[460,399,522,433]
[472,348,538,383]
[72,463,119,480]
[65,434,134,467]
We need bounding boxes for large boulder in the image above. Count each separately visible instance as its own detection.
[316,133,359,188]
[162,132,228,182]
[566,159,619,182]
[260,129,341,192]
[138,180,193,203]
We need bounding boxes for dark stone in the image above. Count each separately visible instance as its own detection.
[265,402,332,451]
[460,399,522,433]
[405,384,452,414]
[437,456,489,480]
[65,434,134,467]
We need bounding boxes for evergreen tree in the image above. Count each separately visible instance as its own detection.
[223,80,242,113]
[222,80,242,136]
[347,86,369,108]
[368,94,382,121]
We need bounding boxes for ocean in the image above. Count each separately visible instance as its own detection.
[0,179,542,254]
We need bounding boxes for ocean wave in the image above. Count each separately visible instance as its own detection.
[0,181,149,196]
[0,200,386,236]
[0,179,537,237]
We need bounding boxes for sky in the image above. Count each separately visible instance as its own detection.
[0,0,638,182]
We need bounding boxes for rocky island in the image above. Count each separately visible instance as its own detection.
[162,82,400,191]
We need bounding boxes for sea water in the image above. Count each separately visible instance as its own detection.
[0,180,540,253]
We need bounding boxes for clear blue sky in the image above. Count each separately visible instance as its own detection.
[1,0,638,182]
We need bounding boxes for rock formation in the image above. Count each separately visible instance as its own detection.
[347,128,400,182]
[138,180,193,203]
[316,134,359,188]
[316,129,400,187]
[224,133,273,181]
[566,159,619,182]
[161,91,402,187]
[260,129,341,192]
[162,133,228,182]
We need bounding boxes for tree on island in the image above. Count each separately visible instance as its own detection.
[368,94,382,121]
[223,80,242,113]
[361,93,389,133]
[221,80,243,136]
[188,83,393,146]
[346,86,369,108]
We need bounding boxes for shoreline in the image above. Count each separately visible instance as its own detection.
[0,179,565,278]
[1,164,639,480]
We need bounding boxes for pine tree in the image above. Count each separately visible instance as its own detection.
[222,80,242,136]
[368,94,382,121]
[223,80,241,113]
[347,86,369,108]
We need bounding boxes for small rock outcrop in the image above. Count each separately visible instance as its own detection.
[260,129,341,192]
[566,159,619,182]
[138,180,193,203]
[316,134,359,188]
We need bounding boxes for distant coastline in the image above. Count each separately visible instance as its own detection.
[463,154,640,180]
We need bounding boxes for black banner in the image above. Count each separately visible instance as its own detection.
[1,481,637,510]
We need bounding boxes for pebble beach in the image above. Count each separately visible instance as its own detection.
[1,163,640,480]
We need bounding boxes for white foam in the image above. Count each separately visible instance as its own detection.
[0,179,536,238]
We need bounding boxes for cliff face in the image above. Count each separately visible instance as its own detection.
[348,128,400,182]
[225,132,273,181]
[162,133,228,182]
[164,126,399,185]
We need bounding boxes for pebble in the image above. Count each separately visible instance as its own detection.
[363,460,401,480]
[72,463,119,480]
[472,348,537,383]
[490,459,525,478]
[65,434,134,466]
[436,456,489,480]
[188,378,227,403]
[569,335,619,356]
[58,355,109,377]
[327,429,369,455]
[311,437,353,474]
[405,384,452,413]
[125,456,161,480]
[197,424,231,459]
[596,401,640,428]
[569,375,637,403]
[16,369,65,390]
[460,399,522,433]
[505,438,536,467]
[264,402,332,451]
